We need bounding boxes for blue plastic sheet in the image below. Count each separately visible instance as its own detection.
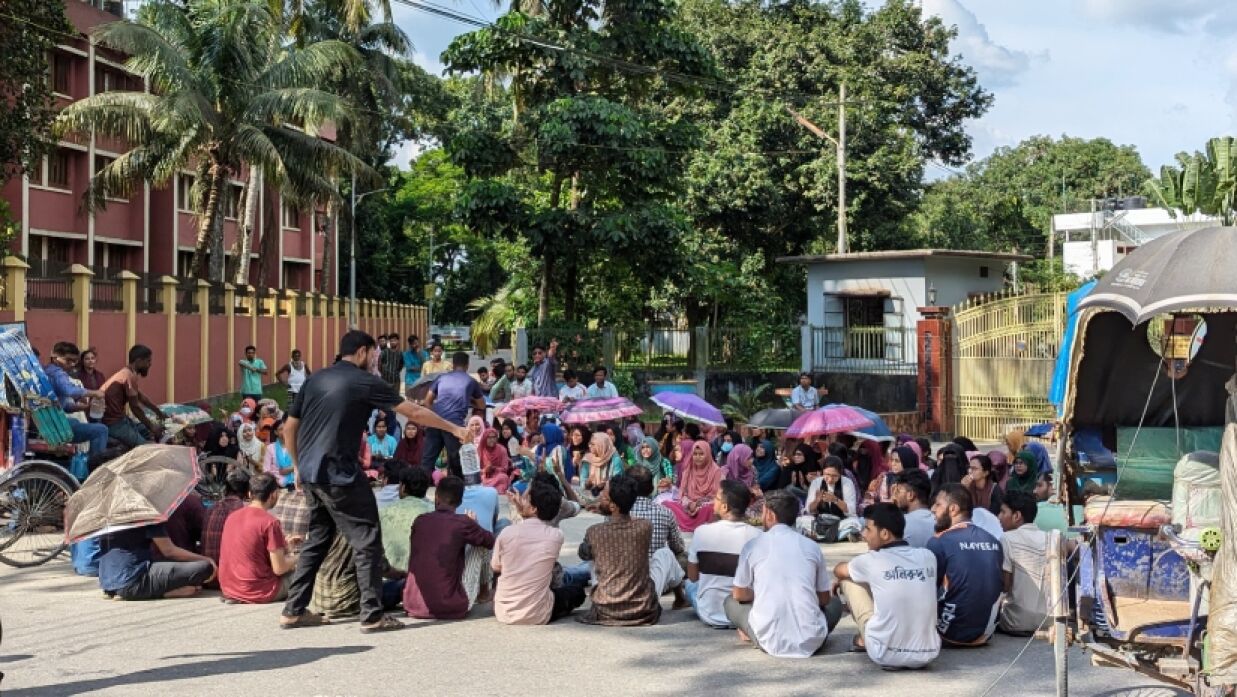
[1051,281,1097,418]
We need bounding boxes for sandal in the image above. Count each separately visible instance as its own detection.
[280,612,330,629]
[848,636,867,653]
[359,615,405,634]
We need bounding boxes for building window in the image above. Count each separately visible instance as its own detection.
[281,200,299,229]
[177,175,196,212]
[223,184,243,219]
[93,243,129,276]
[45,149,71,189]
[48,51,71,95]
[979,265,990,278]
[177,251,195,277]
[94,67,137,94]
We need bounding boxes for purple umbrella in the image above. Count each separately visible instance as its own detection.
[651,392,726,427]
[560,397,644,424]
[785,406,874,440]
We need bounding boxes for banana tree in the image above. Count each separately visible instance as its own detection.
[1144,136,1237,225]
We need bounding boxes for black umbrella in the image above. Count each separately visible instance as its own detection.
[746,408,797,431]
[407,374,439,402]
[1077,226,1237,325]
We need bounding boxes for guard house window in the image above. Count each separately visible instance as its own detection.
[843,296,887,359]
[281,200,299,229]
[177,175,196,212]
[46,149,71,189]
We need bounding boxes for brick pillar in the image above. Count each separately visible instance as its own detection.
[917,305,953,438]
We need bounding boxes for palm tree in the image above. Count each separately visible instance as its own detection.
[56,0,367,281]
[468,279,528,357]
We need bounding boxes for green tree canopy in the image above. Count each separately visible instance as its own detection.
[0,0,72,184]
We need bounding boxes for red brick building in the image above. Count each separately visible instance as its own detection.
[0,0,336,292]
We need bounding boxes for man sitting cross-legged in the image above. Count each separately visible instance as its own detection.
[724,490,842,658]
[492,480,587,624]
[219,473,300,604]
[833,503,941,669]
[685,480,762,628]
[403,476,495,619]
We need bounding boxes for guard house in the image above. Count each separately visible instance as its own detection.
[778,250,1031,376]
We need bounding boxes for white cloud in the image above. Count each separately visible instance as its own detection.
[922,0,1037,88]
[1080,0,1230,34]
[411,50,446,77]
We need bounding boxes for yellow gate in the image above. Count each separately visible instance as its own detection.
[952,291,1069,442]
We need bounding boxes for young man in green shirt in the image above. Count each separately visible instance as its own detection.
[239,345,268,403]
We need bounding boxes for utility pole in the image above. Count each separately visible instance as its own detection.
[786,81,847,253]
[1090,198,1098,277]
[349,171,387,329]
[427,227,434,333]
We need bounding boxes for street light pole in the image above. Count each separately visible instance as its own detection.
[349,170,387,329]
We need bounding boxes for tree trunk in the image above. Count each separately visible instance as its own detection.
[257,194,279,287]
[538,172,567,327]
[563,173,581,322]
[233,165,261,286]
[321,200,335,293]
[191,159,228,281]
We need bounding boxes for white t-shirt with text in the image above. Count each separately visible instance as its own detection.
[847,543,942,668]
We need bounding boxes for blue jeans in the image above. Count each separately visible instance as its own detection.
[684,579,699,610]
[70,420,109,458]
[106,418,149,448]
[561,562,592,588]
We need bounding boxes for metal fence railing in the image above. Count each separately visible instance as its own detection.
[807,325,916,375]
[27,276,73,310]
[708,325,800,372]
[92,280,124,311]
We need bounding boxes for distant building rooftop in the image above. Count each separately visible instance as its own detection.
[777,249,1033,264]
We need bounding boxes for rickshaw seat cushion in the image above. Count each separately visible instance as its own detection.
[1084,496,1171,528]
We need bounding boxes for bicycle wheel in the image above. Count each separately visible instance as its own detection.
[196,456,239,503]
[0,470,73,567]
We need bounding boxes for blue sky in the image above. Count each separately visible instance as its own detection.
[389,0,1237,174]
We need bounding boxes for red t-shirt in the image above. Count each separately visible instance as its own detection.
[218,506,287,603]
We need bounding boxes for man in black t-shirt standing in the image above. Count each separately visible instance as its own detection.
[280,330,470,633]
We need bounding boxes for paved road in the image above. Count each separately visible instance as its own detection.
[0,509,1189,697]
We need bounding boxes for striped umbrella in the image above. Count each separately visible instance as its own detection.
[785,405,874,440]
[651,392,726,427]
[560,397,644,424]
[818,404,893,443]
[496,396,564,419]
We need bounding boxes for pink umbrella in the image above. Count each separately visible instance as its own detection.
[785,406,874,440]
[496,396,563,419]
[560,397,644,424]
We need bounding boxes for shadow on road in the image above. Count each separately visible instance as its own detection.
[4,644,372,696]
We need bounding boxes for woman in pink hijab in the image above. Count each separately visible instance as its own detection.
[662,441,723,532]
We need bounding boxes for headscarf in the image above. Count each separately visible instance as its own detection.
[903,440,926,469]
[953,436,978,453]
[625,421,645,447]
[1005,450,1040,495]
[204,423,238,459]
[394,424,424,467]
[1004,429,1028,458]
[466,415,486,446]
[752,439,780,489]
[238,397,258,422]
[1025,441,1053,474]
[634,436,664,469]
[724,443,755,486]
[675,434,695,474]
[568,425,592,465]
[932,443,969,492]
[479,428,510,473]
[584,432,618,487]
[892,445,920,473]
[681,440,724,502]
[536,422,571,478]
[987,450,1010,485]
[860,439,888,482]
[793,443,821,472]
[238,422,264,466]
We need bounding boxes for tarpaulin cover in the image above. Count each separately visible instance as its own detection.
[1207,423,1237,684]
[1051,280,1096,417]
[1171,450,1222,530]
[1070,312,1235,429]
[1113,427,1223,500]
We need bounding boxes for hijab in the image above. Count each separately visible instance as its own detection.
[394,425,423,467]
[634,436,664,470]
[479,428,510,471]
[625,421,645,447]
[903,440,926,470]
[681,440,724,502]
[537,422,570,475]
[1005,450,1040,495]
[932,443,969,492]
[585,432,619,487]
[987,450,1010,485]
[1025,441,1053,474]
[859,439,888,485]
[752,439,780,488]
[238,422,264,465]
[204,424,238,459]
[892,445,920,473]
[793,443,821,472]
[724,443,755,487]
[466,415,486,446]
[952,435,978,453]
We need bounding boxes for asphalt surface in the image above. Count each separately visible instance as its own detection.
[0,505,1192,697]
